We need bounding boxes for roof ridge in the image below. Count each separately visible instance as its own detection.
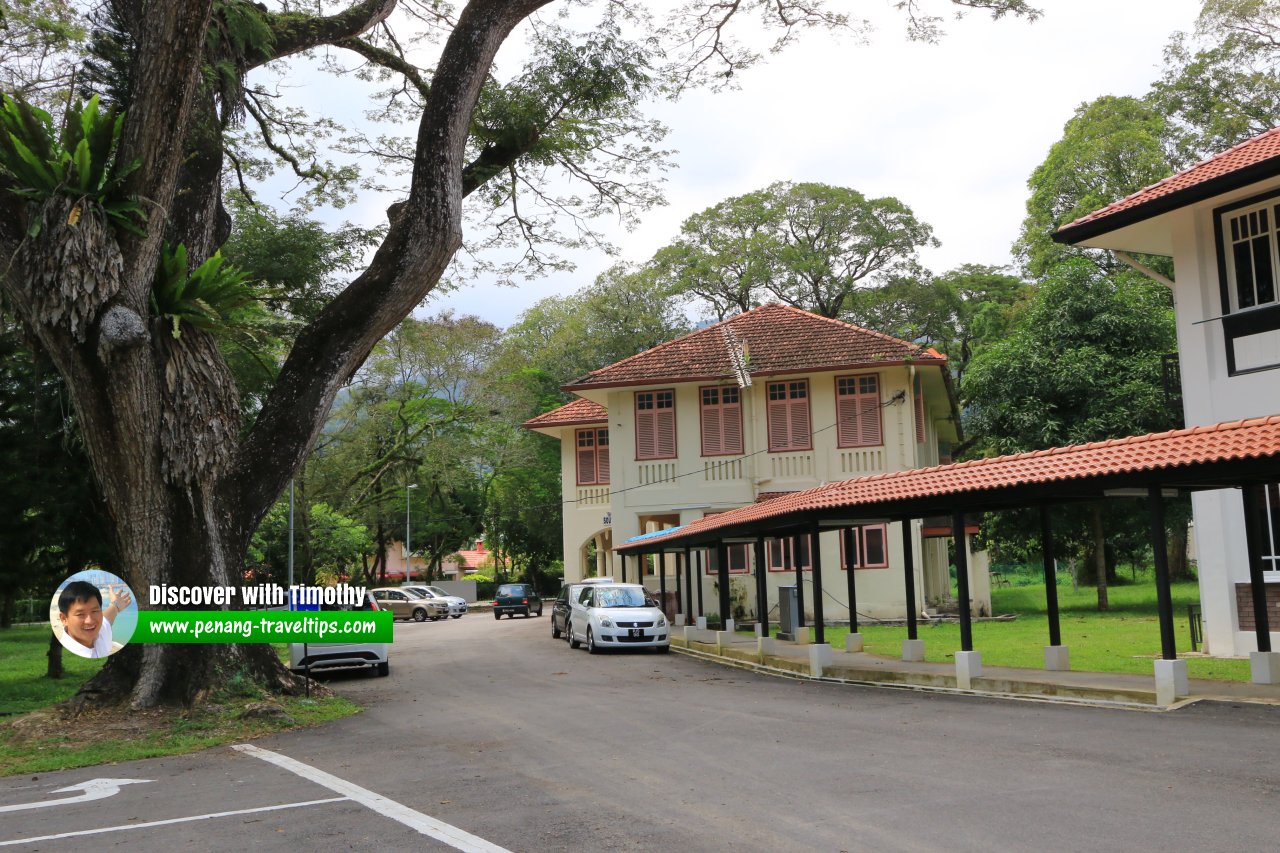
[755,303,935,356]
[564,307,762,388]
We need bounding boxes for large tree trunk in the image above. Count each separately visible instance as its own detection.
[0,0,553,710]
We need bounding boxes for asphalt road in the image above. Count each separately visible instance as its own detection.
[4,612,1280,851]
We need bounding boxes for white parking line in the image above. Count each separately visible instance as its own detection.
[0,797,347,847]
[232,743,511,853]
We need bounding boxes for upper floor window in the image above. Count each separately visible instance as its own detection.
[836,374,882,448]
[575,428,609,486]
[700,386,744,456]
[635,390,676,459]
[1217,195,1280,374]
[767,380,812,452]
[1225,204,1278,311]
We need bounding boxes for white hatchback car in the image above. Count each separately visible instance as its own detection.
[566,583,670,654]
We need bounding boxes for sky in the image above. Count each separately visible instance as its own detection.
[295,0,1208,329]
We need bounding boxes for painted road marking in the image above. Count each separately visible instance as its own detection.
[0,778,153,814]
[0,797,347,847]
[233,743,511,852]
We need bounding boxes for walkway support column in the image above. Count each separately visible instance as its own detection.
[901,519,923,662]
[843,527,862,652]
[795,535,806,628]
[684,546,694,625]
[696,549,705,620]
[953,512,981,689]
[1242,485,1280,684]
[755,538,769,637]
[809,522,826,646]
[1148,487,1188,704]
[716,540,731,630]
[659,551,668,620]
[674,551,684,626]
[1041,505,1068,671]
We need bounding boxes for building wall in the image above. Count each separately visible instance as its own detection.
[554,364,990,620]
[1169,183,1280,655]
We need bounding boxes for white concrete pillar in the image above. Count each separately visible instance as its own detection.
[1250,651,1280,684]
[845,633,864,653]
[809,643,833,677]
[955,650,983,690]
[1044,645,1070,671]
[758,636,777,656]
[792,626,810,646]
[902,639,925,662]
[695,616,707,630]
[1154,659,1189,705]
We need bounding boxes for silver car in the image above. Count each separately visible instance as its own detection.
[566,583,670,654]
[403,584,468,618]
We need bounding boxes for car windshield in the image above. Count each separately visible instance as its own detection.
[597,588,648,608]
[401,588,424,599]
[427,587,448,596]
[497,585,524,596]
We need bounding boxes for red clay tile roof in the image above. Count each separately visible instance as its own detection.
[617,415,1280,551]
[563,304,944,391]
[1054,126,1280,244]
[522,397,607,430]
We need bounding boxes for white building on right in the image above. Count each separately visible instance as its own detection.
[1055,127,1280,657]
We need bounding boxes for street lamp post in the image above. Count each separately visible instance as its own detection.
[405,483,418,582]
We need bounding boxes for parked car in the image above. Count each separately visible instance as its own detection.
[289,591,390,677]
[404,585,468,618]
[494,583,543,619]
[371,587,435,622]
[565,582,669,654]
[551,578,614,640]
[399,585,451,620]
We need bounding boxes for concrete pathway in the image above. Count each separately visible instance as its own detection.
[671,626,1280,709]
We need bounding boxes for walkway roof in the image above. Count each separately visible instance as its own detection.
[615,415,1280,553]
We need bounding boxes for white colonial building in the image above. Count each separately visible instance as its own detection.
[1055,127,1280,657]
[524,304,992,622]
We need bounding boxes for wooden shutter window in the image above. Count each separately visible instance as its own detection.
[576,428,609,485]
[596,429,610,483]
[768,380,811,452]
[837,374,882,448]
[576,429,597,485]
[701,386,743,456]
[636,391,676,459]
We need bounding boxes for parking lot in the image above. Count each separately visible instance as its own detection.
[4,611,1280,851]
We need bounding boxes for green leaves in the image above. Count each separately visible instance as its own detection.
[0,92,144,232]
[151,243,258,339]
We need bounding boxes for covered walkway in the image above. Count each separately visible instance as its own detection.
[616,416,1280,704]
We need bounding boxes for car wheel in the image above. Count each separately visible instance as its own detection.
[552,619,561,639]
[376,661,390,677]
[536,606,543,617]
[657,644,671,654]
[413,608,427,622]
[494,611,501,620]
[452,614,462,619]
[587,627,600,654]
[568,621,581,649]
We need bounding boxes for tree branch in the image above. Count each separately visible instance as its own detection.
[230,0,553,544]
[256,0,399,68]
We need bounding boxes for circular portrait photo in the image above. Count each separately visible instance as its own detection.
[49,570,137,659]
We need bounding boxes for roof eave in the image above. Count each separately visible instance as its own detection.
[1052,155,1280,246]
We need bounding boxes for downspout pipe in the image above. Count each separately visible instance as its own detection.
[1111,250,1174,290]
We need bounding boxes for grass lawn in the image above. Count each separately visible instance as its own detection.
[0,626,360,777]
[744,571,1253,682]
